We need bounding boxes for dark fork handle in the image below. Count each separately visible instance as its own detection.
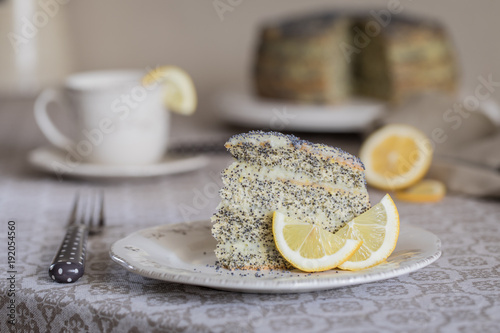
[49,224,88,283]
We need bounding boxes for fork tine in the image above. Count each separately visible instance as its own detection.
[87,191,96,229]
[83,190,105,235]
[67,192,80,226]
[98,191,105,228]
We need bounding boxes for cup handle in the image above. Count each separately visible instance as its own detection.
[34,88,75,150]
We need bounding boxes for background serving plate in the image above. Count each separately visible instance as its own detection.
[215,90,386,132]
[110,220,441,293]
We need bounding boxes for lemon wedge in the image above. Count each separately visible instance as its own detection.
[142,66,197,115]
[360,124,433,191]
[336,194,400,271]
[395,179,446,203]
[272,211,362,272]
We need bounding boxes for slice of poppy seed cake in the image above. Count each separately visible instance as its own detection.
[211,131,370,270]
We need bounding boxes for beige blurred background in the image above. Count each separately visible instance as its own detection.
[2,0,500,115]
[68,1,500,104]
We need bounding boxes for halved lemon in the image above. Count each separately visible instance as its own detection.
[360,124,433,191]
[272,211,362,272]
[142,66,197,115]
[336,194,400,271]
[395,179,446,203]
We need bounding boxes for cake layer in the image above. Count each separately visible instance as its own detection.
[225,131,366,189]
[214,163,369,234]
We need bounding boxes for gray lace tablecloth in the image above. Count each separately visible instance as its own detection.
[1,101,499,333]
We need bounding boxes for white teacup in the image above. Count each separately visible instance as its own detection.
[34,70,169,165]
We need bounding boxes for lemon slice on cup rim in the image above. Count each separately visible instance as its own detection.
[142,66,197,115]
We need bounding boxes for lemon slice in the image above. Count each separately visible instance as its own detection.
[272,211,362,272]
[142,66,197,115]
[360,124,433,191]
[336,194,400,271]
[395,179,446,203]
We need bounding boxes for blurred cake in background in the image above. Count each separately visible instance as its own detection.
[254,13,352,104]
[354,16,458,103]
[254,11,459,104]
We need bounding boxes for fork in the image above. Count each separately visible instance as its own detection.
[49,191,105,283]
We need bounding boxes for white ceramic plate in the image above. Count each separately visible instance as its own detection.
[214,90,386,132]
[110,220,441,293]
[28,147,210,179]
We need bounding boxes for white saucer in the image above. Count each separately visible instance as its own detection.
[110,220,441,293]
[28,147,210,179]
[214,90,386,132]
